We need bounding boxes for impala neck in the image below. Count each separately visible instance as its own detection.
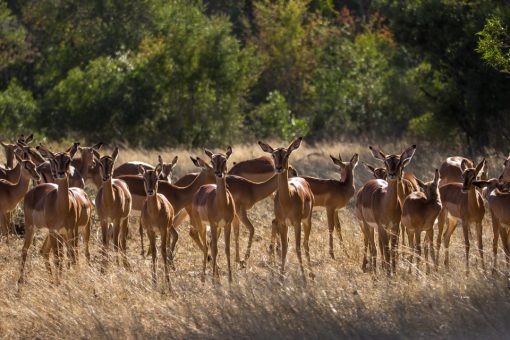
[216,175,228,208]
[103,178,115,207]
[277,168,291,204]
[467,185,480,210]
[253,174,279,202]
[147,193,161,216]
[55,177,70,215]
[77,158,90,179]
[10,169,33,203]
[175,169,213,209]
[385,178,399,212]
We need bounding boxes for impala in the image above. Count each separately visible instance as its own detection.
[114,155,178,182]
[501,153,510,181]
[472,178,510,271]
[300,153,358,259]
[72,142,103,189]
[356,145,416,274]
[190,147,236,282]
[0,154,40,243]
[363,162,387,180]
[401,169,442,274]
[117,157,215,256]
[19,143,93,283]
[438,159,486,271]
[1,134,32,170]
[95,147,132,269]
[259,137,315,282]
[140,165,176,288]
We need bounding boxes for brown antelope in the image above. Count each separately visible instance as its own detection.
[401,169,442,274]
[0,155,40,242]
[190,147,235,283]
[94,148,132,269]
[438,159,486,271]
[1,134,32,170]
[114,155,178,182]
[363,162,388,180]
[356,145,416,274]
[117,158,215,255]
[300,153,358,259]
[19,143,93,283]
[259,137,315,282]
[472,178,510,271]
[176,156,298,187]
[70,142,103,189]
[140,165,176,287]
[501,153,510,181]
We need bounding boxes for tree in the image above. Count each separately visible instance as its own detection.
[477,17,510,74]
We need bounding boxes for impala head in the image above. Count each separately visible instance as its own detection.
[330,153,358,181]
[363,162,387,180]
[13,150,40,181]
[500,153,510,182]
[461,158,485,193]
[258,137,302,174]
[78,142,103,167]
[416,169,440,200]
[37,143,79,180]
[95,147,119,182]
[139,165,161,196]
[369,144,416,181]
[473,176,510,198]
[157,155,178,182]
[288,165,299,177]
[204,146,232,178]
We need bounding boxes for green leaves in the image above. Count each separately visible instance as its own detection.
[477,17,510,74]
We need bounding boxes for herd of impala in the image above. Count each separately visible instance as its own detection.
[2,134,510,288]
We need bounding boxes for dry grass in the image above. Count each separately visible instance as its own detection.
[1,141,510,339]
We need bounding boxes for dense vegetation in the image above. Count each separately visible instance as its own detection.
[1,0,509,150]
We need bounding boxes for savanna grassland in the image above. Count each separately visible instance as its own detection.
[1,141,510,339]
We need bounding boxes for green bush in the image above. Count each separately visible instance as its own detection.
[0,79,39,135]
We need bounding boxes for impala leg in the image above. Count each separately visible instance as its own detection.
[54,233,65,280]
[369,226,377,273]
[334,210,343,242]
[225,222,232,283]
[120,218,130,269]
[293,223,306,284]
[160,226,171,290]
[390,224,399,274]
[0,213,7,244]
[303,216,314,280]
[200,225,208,283]
[327,208,335,259]
[500,228,510,269]
[437,208,447,261]
[139,219,145,257]
[84,217,91,264]
[279,223,289,279]
[407,228,414,274]
[462,222,470,273]
[269,219,278,258]
[415,231,422,275]
[443,219,457,270]
[427,227,436,272]
[492,212,500,273]
[476,222,485,270]
[233,215,241,263]
[40,234,53,277]
[148,228,157,286]
[379,226,390,275]
[173,209,188,229]
[18,225,35,283]
[100,221,109,272]
[113,221,121,265]
[506,231,510,287]
[361,222,369,272]
[210,224,219,283]
[168,224,178,270]
[239,209,255,264]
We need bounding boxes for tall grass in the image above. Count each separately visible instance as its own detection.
[1,141,509,339]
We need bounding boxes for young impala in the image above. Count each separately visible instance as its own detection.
[259,137,315,282]
[190,147,236,283]
[140,165,176,288]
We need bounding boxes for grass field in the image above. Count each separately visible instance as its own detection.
[1,141,510,339]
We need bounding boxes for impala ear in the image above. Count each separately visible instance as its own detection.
[258,141,274,154]
[287,137,302,154]
[93,142,103,150]
[67,143,79,159]
[330,155,342,166]
[25,134,33,144]
[350,153,359,167]
[112,147,119,163]
[190,156,200,168]
[475,158,486,176]
[171,155,178,168]
[472,180,490,189]
[196,157,211,169]
[415,178,427,192]
[461,159,469,171]
[400,145,416,167]
[288,165,299,177]
[0,141,8,148]
[204,148,214,159]
[36,144,55,159]
[92,149,101,160]
[369,146,387,161]
[158,155,164,165]
[225,146,232,159]
[155,163,162,174]
[138,164,146,175]
[433,169,440,184]
[363,162,376,173]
